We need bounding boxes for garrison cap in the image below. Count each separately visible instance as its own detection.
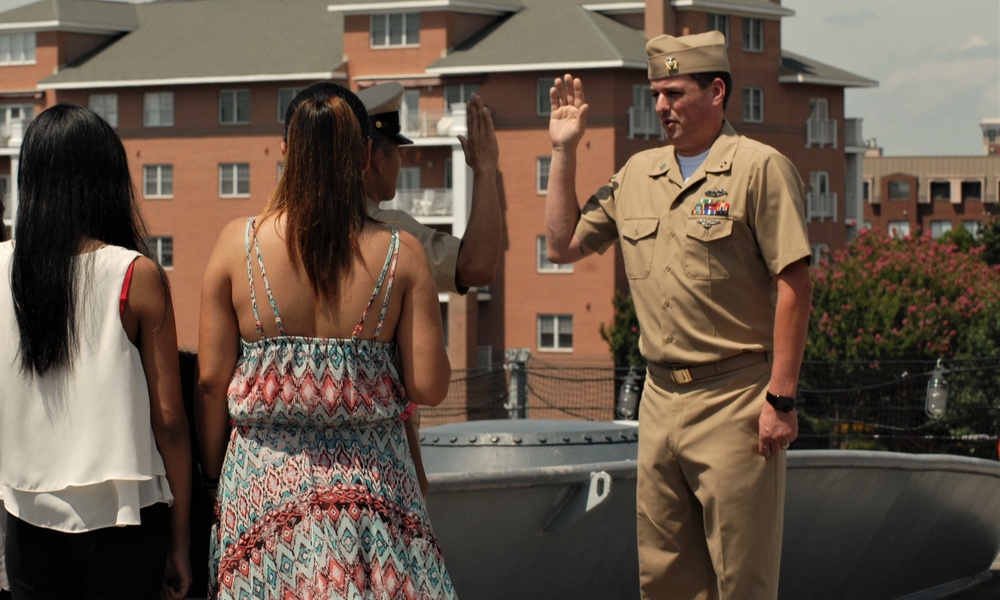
[356,83,414,145]
[646,31,730,80]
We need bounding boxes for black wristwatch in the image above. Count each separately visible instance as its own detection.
[766,390,796,413]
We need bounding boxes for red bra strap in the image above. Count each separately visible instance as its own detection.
[119,259,137,316]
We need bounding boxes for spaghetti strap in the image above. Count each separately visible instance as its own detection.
[244,217,286,338]
[352,228,400,341]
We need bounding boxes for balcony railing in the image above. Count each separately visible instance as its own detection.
[628,107,663,140]
[844,118,864,148]
[0,118,29,147]
[806,118,837,148]
[401,109,454,139]
[807,192,837,222]
[384,188,453,217]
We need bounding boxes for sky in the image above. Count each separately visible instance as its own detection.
[781,0,1000,156]
[2,0,998,156]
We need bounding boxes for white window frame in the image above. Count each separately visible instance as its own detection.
[219,89,250,125]
[862,178,873,203]
[0,32,36,65]
[963,221,983,239]
[888,220,910,238]
[707,14,729,46]
[143,164,173,198]
[277,87,302,123]
[537,235,573,273]
[150,236,174,269]
[88,94,118,127]
[742,87,763,123]
[444,83,479,115]
[370,13,420,48]
[929,220,952,239]
[219,163,250,197]
[629,84,661,140]
[742,17,763,52]
[143,92,174,127]
[536,157,551,194]
[537,78,554,116]
[888,180,910,201]
[538,314,573,351]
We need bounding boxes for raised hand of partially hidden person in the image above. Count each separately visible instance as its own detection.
[549,74,589,151]
[457,93,499,173]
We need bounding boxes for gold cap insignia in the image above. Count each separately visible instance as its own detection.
[664,57,679,72]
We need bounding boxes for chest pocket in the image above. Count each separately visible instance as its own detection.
[621,217,659,279]
[684,217,733,280]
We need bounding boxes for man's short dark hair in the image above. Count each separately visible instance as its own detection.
[690,71,732,110]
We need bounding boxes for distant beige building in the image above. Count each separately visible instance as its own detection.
[861,120,1000,242]
[1,0,874,366]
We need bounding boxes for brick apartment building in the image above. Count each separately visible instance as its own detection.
[0,0,874,368]
[859,120,1000,241]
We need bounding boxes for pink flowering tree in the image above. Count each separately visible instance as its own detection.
[808,228,1000,362]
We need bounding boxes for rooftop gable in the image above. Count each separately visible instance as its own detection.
[427,0,647,75]
[326,0,522,17]
[0,0,139,35]
[37,0,346,89]
[780,51,877,89]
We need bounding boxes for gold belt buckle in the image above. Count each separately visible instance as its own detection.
[670,368,693,384]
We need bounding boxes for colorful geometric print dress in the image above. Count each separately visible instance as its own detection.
[209,219,457,600]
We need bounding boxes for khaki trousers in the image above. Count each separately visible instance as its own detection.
[637,358,785,600]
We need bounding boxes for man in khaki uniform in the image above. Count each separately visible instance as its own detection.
[545,32,812,599]
[357,83,502,497]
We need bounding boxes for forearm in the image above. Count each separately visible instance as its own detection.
[544,148,583,262]
[455,165,502,288]
[155,423,192,549]
[769,259,812,396]
[195,387,231,480]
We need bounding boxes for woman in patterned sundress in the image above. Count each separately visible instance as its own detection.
[197,83,455,599]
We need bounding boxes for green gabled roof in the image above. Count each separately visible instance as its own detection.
[38,0,345,89]
[428,0,647,74]
[0,0,139,34]
[780,50,877,89]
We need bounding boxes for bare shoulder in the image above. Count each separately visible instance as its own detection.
[126,255,171,317]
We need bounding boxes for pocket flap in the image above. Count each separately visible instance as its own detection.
[685,217,733,242]
[622,218,659,242]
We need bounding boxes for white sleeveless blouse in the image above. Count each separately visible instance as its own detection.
[0,241,172,532]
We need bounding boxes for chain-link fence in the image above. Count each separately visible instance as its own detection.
[419,354,1000,460]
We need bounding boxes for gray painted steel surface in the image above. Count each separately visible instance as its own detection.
[421,419,1000,600]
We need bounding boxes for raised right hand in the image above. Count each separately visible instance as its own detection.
[549,74,589,151]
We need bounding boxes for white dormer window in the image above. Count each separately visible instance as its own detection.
[0,33,36,65]
[371,13,419,48]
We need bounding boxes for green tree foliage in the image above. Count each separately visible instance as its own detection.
[808,228,1000,362]
[600,290,646,368]
[980,217,1000,266]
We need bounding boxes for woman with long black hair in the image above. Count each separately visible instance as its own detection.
[0,104,191,599]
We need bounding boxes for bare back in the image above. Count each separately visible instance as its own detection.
[230,213,403,343]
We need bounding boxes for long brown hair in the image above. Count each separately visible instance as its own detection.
[263,91,373,301]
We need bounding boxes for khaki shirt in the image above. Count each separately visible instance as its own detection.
[576,121,810,366]
[367,201,464,295]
